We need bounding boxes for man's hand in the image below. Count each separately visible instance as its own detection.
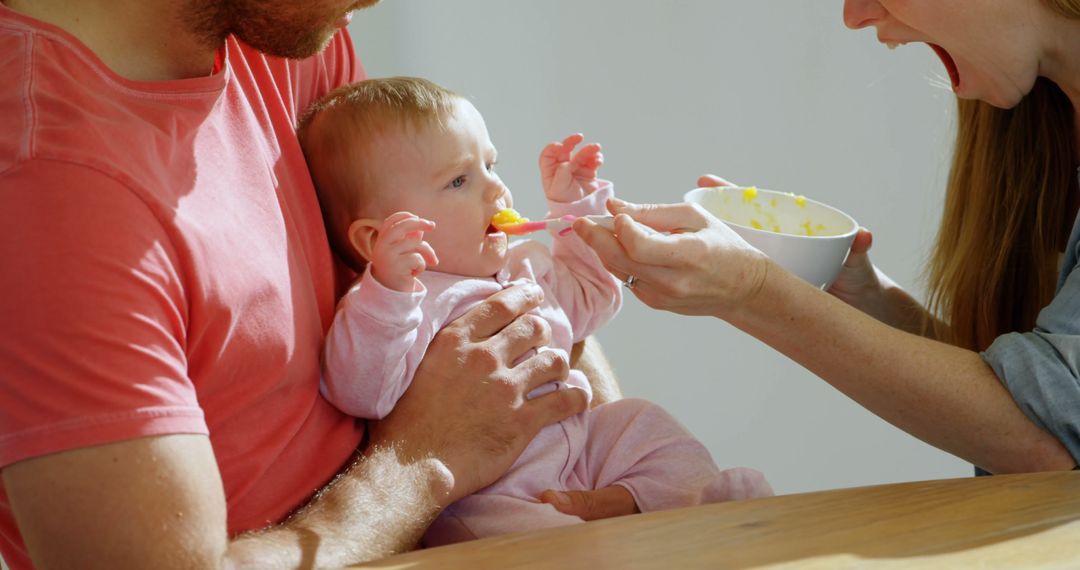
[540,133,603,203]
[367,282,590,506]
[369,212,438,292]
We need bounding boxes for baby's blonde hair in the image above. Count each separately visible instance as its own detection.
[297,76,461,271]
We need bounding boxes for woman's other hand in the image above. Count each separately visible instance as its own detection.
[697,174,735,189]
[828,228,938,336]
[826,228,884,310]
[573,196,770,321]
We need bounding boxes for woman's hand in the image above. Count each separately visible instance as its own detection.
[573,196,770,320]
[825,228,884,310]
[828,228,938,336]
[696,174,734,188]
[366,283,588,507]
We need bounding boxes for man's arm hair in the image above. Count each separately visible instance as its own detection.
[3,435,448,570]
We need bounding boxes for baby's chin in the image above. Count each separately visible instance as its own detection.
[435,255,508,280]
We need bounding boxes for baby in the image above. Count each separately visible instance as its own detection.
[297,77,772,546]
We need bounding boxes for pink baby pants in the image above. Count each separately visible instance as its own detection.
[423,397,772,546]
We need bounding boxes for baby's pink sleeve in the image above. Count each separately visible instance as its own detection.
[321,268,428,420]
[542,181,622,342]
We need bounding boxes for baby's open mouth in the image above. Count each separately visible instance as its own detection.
[486,224,500,234]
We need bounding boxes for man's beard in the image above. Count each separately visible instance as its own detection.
[186,0,379,59]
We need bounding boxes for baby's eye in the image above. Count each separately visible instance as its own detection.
[449,176,466,189]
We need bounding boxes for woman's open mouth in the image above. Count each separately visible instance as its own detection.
[928,43,960,90]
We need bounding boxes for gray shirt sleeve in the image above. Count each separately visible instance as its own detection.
[981,202,1080,463]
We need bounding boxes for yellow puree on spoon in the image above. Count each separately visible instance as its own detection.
[491,208,528,231]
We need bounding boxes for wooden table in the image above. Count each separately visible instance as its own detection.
[352,471,1080,569]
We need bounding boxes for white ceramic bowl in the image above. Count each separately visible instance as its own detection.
[684,186,858,290]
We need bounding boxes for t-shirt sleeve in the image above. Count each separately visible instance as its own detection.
[0,160,206,468]
[981,258,1080,464]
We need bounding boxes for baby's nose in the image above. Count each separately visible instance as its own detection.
[487,180,510,202]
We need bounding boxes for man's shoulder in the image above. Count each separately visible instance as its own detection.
[0,18,358,183]
[0,14,225,185]
[0,13,38,174]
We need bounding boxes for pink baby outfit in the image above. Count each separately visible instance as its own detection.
[322,183,772,546]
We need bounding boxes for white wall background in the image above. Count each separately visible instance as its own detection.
[349,0,971,495]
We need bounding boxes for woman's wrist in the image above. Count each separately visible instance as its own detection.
[721,256,784,324]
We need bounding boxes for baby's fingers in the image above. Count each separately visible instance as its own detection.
[415,240,439,268]
[384,226,433,260]
[402,252,429,278]
[571,143,603,173]
[558,133,584,160]
[379,211,420,230]
[382,214,436,244]
[541,133,584,163]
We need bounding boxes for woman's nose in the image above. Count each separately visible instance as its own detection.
[843,0,887,30]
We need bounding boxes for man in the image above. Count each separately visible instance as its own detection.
[0,1,625,568]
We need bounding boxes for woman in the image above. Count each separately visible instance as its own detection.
[574,0,1080,476]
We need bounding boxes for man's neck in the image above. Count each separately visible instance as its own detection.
[2,0,221,81]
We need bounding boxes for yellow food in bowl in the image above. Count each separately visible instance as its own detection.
[684,185,858,290]
[716,188,828,237]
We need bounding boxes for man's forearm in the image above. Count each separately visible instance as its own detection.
[227,446,450,569]
[4,434,449,570]
[572,336,622,407]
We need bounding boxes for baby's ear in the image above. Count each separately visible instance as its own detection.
[346,218,382,264]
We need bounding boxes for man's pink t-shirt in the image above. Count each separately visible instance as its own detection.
[0,6,365,568]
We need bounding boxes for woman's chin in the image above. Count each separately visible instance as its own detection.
[984,96,1023,110]
[965,83,1027,110]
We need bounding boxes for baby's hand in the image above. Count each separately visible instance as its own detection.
[370,212,439,293]
[540,133,603,203]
